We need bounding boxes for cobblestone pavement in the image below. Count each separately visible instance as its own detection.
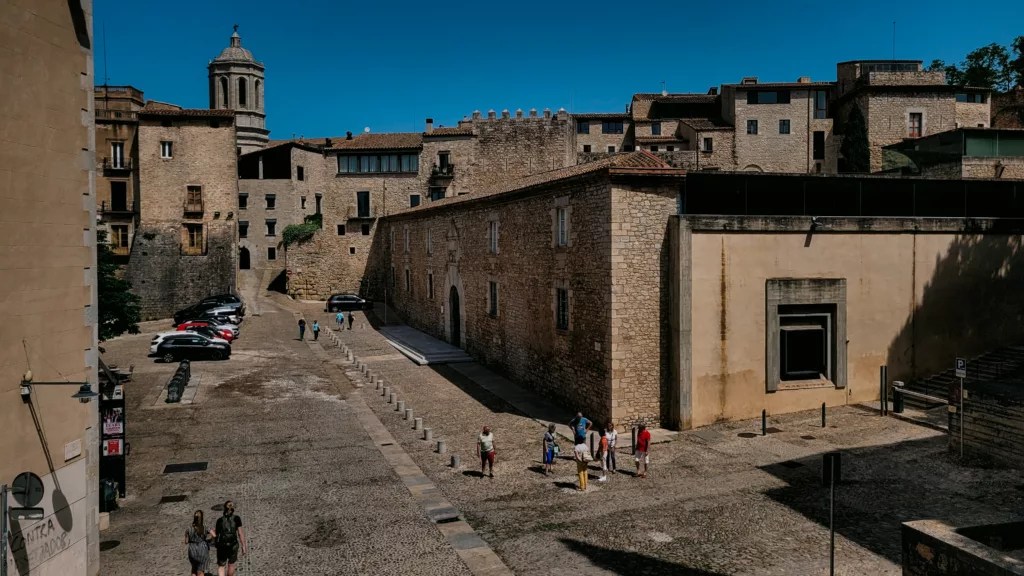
[300,302,1024,576]
[98,299,473,575]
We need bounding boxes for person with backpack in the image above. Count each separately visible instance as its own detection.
[298,318,306,341]
[312,320,321,341]
[184,509,213,576]
[335,311,344,330]
[214,500,246,576]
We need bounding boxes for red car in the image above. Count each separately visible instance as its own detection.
[177,321,234,342]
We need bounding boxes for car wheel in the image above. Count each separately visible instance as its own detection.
[162,353,175,363]
[210,350,223,361]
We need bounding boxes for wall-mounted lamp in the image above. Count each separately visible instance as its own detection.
[20,371,98,404]
[227,211,234,219]
[214,211,221,219]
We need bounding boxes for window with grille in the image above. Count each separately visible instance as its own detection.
[556,288,569,330]
[556,207,568,247]
[160,141,173,158]
[428,272,434,299]
[488,281,498,316]
[908,113,923,138]
[488,221,498,254]
[779,120,791,134]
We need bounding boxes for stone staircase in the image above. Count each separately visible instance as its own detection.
[901,345,1024,410]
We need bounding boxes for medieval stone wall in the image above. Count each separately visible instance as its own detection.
[865,92,957,172]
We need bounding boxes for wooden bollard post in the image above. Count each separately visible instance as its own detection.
[414,417,423,431]
[423,428,433,441]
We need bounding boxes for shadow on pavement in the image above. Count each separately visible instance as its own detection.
[559,538,728,575]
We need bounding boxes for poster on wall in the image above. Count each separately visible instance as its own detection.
[102,406,124,436]
[102,439,123,457]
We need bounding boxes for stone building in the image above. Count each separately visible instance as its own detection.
[208,26,268,155]
[884,127,1024,179]
[992,87,1024,129]
[1,0,101,573]
[95,85,144,258]
[833,60,992,172]
[125,106,238,318]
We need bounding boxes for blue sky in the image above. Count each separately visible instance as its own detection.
[96,0,1023,138]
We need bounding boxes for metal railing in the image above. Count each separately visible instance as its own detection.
[99,200,135,213]
[431,163,455,178]
[96,109,138,121]
[102,157,132,170]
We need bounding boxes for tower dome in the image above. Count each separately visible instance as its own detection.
[208,25,268,154]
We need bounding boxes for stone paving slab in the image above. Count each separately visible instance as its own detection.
[380,325,474,365]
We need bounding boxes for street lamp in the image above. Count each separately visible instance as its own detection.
[20,371,99,404]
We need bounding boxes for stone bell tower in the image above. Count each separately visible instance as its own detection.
[208,25,268,154]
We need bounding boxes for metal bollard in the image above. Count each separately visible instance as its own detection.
[437,439,447,453]
[369,373,377,385]
[424,428,433,441]
[404,408,413,421]
[880,365,889,416]
[414,417,423,431]
[388,393,396,404]
[762,409,767,436]
[396,400,405,412]
[382,386,389,398]
[631,427,637,455]
[451,454,460,468]
[375,380,382,391]
[821,403,827,428]
[347,351,353,362]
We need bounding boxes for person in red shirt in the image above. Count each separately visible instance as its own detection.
[634,424,651,478]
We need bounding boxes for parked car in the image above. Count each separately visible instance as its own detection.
[199,306,242,324]
[177,319,239,338]
[326,293,372,312]
[198,294,245,316]
[183,325,234,343]
[151,330,228,355]
[155,333,231,362]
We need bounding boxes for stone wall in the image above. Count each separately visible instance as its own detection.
[732,89,829,173]
[865,71,945,86]
[955,101,991,128]
[573,117,632,154]
[468,111,574,190]
[962,156,1024,179]
[949,380,1024,467]
[676,124,736,171]
[992,89,1024,129]
[865,92,957,172]
[128,115,237,318]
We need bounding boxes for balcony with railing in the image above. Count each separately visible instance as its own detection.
[102,157,133,171]
[99,200,136,216]
[96,109,139,122]
[183,199,204,215]
[430,163,456,180]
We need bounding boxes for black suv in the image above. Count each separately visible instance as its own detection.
[155,333,231,362]
[326,293,371,312]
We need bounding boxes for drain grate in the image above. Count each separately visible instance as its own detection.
[163,462,208,474]
[159,494,188,504]
[435,516,460,524]
[800,435,816,440]
[779,460,804,469]
[99,540,120,551]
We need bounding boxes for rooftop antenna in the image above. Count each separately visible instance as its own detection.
[101,22,108,110]
[892,21,896,60]
[661,81,668,96]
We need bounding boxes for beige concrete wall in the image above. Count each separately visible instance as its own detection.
[0,0,100,573]
[687,228,1024,427]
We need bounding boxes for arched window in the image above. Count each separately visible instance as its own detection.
[238,77,247,108]
[219,77,228,108]
[255,80,261,111]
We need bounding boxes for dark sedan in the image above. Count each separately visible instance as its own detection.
[326,293,372,312]
[155,333,231,363]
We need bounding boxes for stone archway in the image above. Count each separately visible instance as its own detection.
[239,246,250,270]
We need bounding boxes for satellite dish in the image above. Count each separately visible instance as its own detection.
[364,127,370,133]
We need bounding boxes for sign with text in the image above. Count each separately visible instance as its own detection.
[102,439,123,457]
[955,358,966,379]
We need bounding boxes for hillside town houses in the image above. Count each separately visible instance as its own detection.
[88,27,1024,430]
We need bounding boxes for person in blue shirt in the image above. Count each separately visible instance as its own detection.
[335,311,344,330]
[568,412,591,445]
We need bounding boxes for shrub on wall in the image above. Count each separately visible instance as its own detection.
[282,214,323,247]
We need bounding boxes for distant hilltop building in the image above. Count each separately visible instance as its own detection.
[209,25,268,154]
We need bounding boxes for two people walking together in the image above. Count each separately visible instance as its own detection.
[185,501,247,576]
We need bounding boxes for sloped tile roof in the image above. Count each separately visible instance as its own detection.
[632,93,718,104]
[679,118,734,131]
[636,136,688,143]
[572,112,631,119]
[394,151,678,216]
[723,81,834,89]
[425,127,474,136]
[326,132,422,151]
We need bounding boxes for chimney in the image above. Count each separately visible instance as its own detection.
[797,76,811,84]
[707,87,718,95]
[425,118,433,133]
[741,77,758,85]
[346,131,353,140]
[325,137,332,147]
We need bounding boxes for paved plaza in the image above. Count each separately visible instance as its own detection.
[98,291,1024,575]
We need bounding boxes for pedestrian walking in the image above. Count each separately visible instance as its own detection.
[213,501,246,576]
[634,424,651,479]
[542,424,558,476]
[568,411,592,445]
[185,510,213,576]
[597,429,609,482]
[605,423,618,474]
[312,320,320,341]
[336,311,344,330]
[298,318,306,340]
[347,312,354,330]
[477,425,496,478]
[573,441,589,491]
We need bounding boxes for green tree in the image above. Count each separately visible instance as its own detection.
[1009,36,1024,88]
[840,104,870,173]
[97,230,141,341]
[960,43,1010,90]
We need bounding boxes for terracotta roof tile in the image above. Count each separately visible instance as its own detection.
[425,127,474,136]
[326,132,422,151]
[635,136,688,143]
[395,151,676,216]
[572,112,631,119]
[679,118,734,131]
[723,81,834,89]
[632,93,718,104]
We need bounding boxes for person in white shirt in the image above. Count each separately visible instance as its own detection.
[573,442,589,491]
[477,426,496,478]
[605,424,618,474]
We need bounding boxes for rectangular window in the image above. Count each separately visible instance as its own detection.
[357,191,370,218]
[337,224,345,236]
[488,220,498,254]
[265,194,276,210]
[184,223,203,255]
[438,152,450,170]
[380,155,391,172]
[109,181,127,211]
[111,142,124,168]
[110,224,129,253]
[297,166,304,180]
[666,145,674,152]
[814,91,828,119]
[267,247,276,261]
[427,229,433,254]
[813,131,825,160]
[956,93,985,103]
[360,155,369,172]
[556,207,568,247]
[391,265,396,288]
[265,219,276,236]
[703,137,713,152]
[349,247,356,255]
[301,196,306,209]
[778,304,836,382]
[582,144,591,153]
[779,119,791,134]
[747,90,790,104]
[556,288,569,330]
[428,272,434,299]
[404,228,409,252]
[607,145,616,153]
[369,155,379,172]
[160,141,173,158]
[602,120,624,134]
[361,223,370,235]
[238,221,248,238]
[407,154,419,172]
[488,281,498,316]
[747,120,758,135]
[410,194,421,208]
[909,112,923,138]
[651,122,662,136]
[577,121,590,134]
[650,145,658,152]
[238,193,248,209]
[405,268,410,291]
[429,187,446,201]
[185,186,203,212]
